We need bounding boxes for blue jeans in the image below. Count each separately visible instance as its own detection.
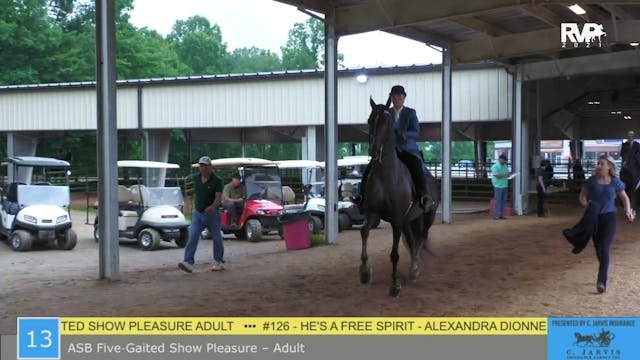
[493,187,507,218]
[593,212,616,286]
[183,210,223,264]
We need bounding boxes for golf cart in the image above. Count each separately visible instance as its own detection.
[93,160,189,250]
[199,158,284,242]
[277,159,366,233]
[0,156,76,251]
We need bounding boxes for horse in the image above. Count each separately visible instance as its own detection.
[359,97,440,297]
[574,332,595,346]
[620,147,640,211]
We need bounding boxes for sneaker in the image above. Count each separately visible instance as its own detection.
[211,262,225,271]
[597,282,606,293]
[499,216,507,219]
[178,262,194,273]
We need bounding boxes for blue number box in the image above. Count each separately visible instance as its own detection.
[17,317,61,360]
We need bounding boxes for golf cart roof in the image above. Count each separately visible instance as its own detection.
[194,157,275,168]
[337,156,371,167]
[7,156,70,168]
[276,160,324,169]
[117,160,180,169]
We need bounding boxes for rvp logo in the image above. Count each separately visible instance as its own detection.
[561,23,606,48]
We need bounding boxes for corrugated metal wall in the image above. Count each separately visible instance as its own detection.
[0,67,510,131]
[0,88,138,131]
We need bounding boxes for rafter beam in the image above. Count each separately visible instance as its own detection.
[519,5,564,27]
[450,16,511,37]
[384,26,451,48]
[522,48,640,80]
[452,20,640,64]
[601,4,633,20]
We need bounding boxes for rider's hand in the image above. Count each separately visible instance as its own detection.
[205,206,214,216]
[625,209,635,222]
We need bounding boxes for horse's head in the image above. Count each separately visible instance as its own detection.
[367,97,392,159]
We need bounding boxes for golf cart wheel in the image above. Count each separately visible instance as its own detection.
[309,215,323,234]
[57,229,77,250]
[138,228,160,251]
[338,213,352,232]
[10,230,33,252]
[175,228,188,248]
[245,219,262,242]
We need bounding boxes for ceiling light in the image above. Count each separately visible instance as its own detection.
[630,43,639,47]
[356,74,368,83]
[568,4,586,15]
[588,101,600,105]
[624,115,632,120]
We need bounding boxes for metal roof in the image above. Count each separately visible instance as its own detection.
[0,63,499,91]
[7,156,70,168]
[275,0,640,65]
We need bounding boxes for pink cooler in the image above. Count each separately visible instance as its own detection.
[489,199,513,217]
[280,212,311,250]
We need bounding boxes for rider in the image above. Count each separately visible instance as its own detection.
[357,85,433,210]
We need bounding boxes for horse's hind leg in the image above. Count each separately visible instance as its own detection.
[389,224,402,297]
[407,220,423,281]
[359,213,375,284]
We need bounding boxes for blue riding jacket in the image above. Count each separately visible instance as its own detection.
[391,106,421,160]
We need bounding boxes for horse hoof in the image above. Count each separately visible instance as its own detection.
[360,267,373,284]
[388,286,401,297]
[409,270,420,281]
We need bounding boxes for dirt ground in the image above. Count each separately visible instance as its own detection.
[1,203,639,334]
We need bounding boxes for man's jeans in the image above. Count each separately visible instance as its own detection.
[493,187,507,218]
[183,210,223,264]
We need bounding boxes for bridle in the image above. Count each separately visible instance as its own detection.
[369,107,391,163]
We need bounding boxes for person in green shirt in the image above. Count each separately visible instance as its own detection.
[491,154,512,220]
[179,156,225,273]
[222,173,246,226]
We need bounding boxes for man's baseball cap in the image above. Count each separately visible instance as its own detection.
[198,156,212,165]
[389,85,406,96]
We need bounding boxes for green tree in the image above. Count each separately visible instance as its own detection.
[227,47,282,73]
[168,16,228,75]
[281,18,344,70]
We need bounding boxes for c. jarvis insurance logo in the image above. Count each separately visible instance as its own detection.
[561,23,607,48]
[567,328,621,359]
[573,328,615,347]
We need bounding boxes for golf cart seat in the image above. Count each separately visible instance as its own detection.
[282,186,295,205]
[340,182,354,200]
[118,185,136,208]
[129,184,150,206]
[2,182,21,215]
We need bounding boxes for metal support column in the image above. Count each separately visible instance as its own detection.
[441,48,453,223]
[324,8,338,244]
[511,66,524,215]
[96,0,119,280]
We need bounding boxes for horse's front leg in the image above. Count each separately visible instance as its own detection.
[359,212,375,284]
[389,224,402,297]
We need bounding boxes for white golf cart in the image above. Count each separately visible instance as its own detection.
[0,156,76,251]
[277,159,366,233]
[93,160,189,251]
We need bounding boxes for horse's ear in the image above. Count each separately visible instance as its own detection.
[370,96,376,109]
[385,96,391,108]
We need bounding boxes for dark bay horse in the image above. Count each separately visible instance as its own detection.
[360,98,440,297]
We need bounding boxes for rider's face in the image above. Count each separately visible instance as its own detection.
[391,94,405,109]
[596,159,611,176]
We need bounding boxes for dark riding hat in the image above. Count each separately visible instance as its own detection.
[389,85,406,96]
